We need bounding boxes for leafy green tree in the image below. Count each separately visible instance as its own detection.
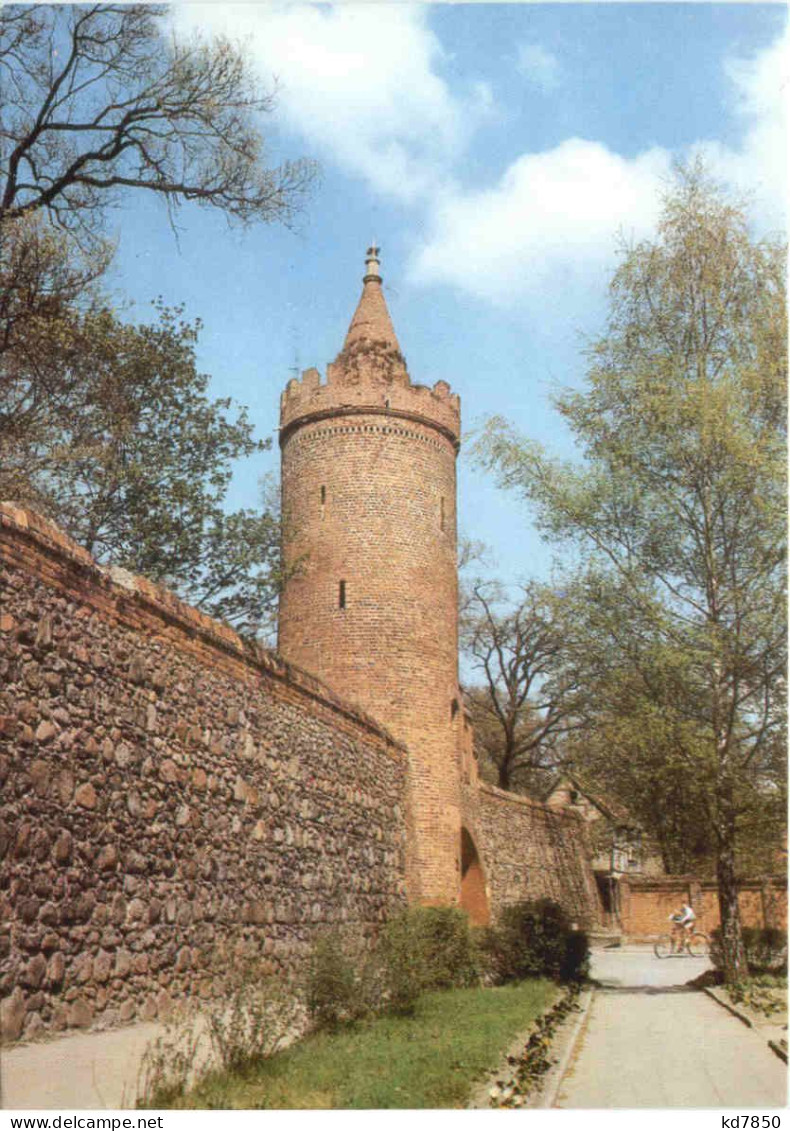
[0,216,111,503]
[477,164,787,981]
[557,574,719,873]
[0,5,316,626]
[18,301,283,637]
[0,5,317,633]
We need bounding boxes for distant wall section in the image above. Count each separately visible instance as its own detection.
[618,877,787,939]
[472,783,599,928]
[0,505,409,1042]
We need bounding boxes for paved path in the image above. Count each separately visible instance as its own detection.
[1,1020,163,1110]
[556,947,787,1109]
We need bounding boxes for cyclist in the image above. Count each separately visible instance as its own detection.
[668,902,696,953]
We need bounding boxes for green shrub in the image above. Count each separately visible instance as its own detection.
[376,912,428,1015]
[410,906,481,990]
[560,930,591,982]
[305,930,374,1030]
[483,899,589,984]
[375,906,481,1014]
[710,926,787,975]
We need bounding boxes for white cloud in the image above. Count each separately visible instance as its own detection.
[697,24,788,231]
[171,4,490,204]
[516,43,561,92]
[409,140,671,310]
[171,7,785,314]
[410,26,786,312]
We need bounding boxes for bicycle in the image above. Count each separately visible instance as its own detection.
[654,930,710,958]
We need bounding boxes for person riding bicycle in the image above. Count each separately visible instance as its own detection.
[668,903,696,952]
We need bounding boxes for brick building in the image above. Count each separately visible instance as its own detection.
[544,773,663,930]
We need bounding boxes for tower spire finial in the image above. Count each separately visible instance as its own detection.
[341,242,402,357]
[364,243,381,284]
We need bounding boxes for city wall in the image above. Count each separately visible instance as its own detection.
[0,504,598,1041]
[0,505,409,1041]
[476,784,599,927]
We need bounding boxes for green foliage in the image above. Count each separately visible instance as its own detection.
[476,163,787,982]
[560,928,591,983]
[305,931,368,1031]
[1,2,316,637]
[483,899,589,984]
[710,927,787,976]
[414,906,482,990]
[400,906,481,990]
[3,298,283,637]
[305,909,482,1026]
[375,912,428,1016]
[377,906,481,1014]
[158,980,558,1109]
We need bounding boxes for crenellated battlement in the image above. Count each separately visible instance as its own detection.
[279,361,461,448]
[280,246,461,450]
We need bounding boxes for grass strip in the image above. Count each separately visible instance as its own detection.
[170,979,558,1109]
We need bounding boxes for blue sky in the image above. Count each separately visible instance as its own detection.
[107,2,788,592]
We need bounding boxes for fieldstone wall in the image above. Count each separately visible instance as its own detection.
[0,505,409,1042]
[477,784,599,928]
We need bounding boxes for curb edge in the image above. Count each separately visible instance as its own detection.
[703,985,753,1028]
[539,986,595,1109]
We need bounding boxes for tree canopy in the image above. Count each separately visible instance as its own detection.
[0,4,315,638]
[4,299,283,636]
[477,164,787,980]
[0,5,316,247]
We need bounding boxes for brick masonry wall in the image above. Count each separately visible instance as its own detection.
[0,505,409,1042]
[474,784,600,928]
[279,396,462,906]
[619,877,787,938]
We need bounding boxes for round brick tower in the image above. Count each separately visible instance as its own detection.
[278,246,462,905]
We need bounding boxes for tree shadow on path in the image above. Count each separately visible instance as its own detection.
[595,984,701,995]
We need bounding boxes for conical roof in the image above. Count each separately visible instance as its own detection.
[343,245,402,353]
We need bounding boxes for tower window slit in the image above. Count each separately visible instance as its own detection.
[339,580,346,609]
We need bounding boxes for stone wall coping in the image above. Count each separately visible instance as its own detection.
[0,502,407,757]
[621,875,786,891]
